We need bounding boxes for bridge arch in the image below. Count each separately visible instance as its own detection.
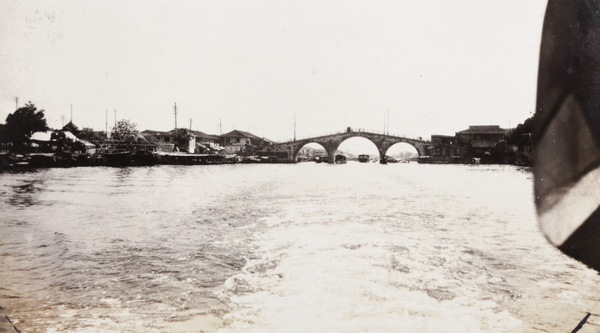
[293,142,328,162]
[336,136,380,160]
[292,139,340,163]
[338,136,380,154]
[384,142,420,161]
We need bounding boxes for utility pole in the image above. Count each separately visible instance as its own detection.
[174,103,178,130]
[15,97,18,110]
[70,104,73,123]
[387,108,390,135]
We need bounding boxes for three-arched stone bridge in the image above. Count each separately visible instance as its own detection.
[257,130,431,163]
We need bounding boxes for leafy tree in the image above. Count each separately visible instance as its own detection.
[5,102,49,145]
[0,124,8,143]
[505,116,534,145]
[111,119,139,142]
[173,128,193,150]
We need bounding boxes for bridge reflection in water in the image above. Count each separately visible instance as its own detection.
[257,129,430,163]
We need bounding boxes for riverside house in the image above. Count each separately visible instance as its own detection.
[455,125,508,162]
[220,130,271,155]
[419,125,508,164]
[142,129,222,153]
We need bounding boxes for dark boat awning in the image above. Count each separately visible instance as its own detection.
[534,0,600,271]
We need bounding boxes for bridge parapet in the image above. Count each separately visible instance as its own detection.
[277,129,425,144]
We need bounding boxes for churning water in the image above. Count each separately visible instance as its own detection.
[1,163,600,332]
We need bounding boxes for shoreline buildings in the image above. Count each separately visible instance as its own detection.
[0,117,534,167]
[418,124,533,165]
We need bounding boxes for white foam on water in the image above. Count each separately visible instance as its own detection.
[217,213,525,332]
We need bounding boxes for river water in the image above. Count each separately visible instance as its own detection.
[1,163,599,332]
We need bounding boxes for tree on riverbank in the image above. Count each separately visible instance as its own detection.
[111,119,140,142]
[173,128,193,151]
[506,116,534,145]
[4,102,49,146]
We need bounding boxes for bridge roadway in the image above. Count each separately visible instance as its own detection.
[257,129,432,163]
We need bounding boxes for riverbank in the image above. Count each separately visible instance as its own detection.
[0,151,252,169]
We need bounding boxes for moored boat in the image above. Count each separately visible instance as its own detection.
[358,154,369,163]
[0,153,30,169]
[153,151,226,165]
[334,154,347,164]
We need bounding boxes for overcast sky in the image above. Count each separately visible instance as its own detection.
[0,0,547,141]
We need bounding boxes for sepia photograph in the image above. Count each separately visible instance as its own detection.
[2,0,600,332]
